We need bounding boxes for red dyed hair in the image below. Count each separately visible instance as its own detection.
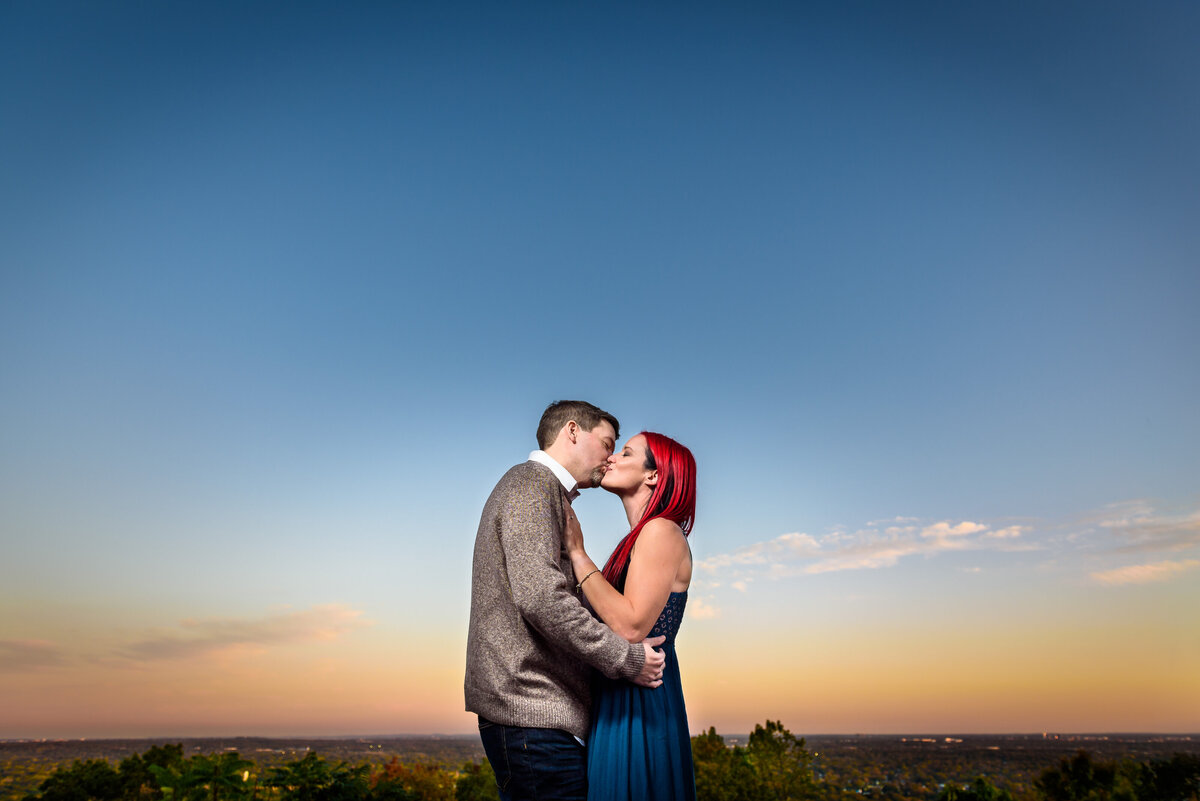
[600,431,697,590]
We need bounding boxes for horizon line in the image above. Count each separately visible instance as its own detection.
[4,730,1198,743]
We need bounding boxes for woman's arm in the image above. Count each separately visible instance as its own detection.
[565,513,688,642]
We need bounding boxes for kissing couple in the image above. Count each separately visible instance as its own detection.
[465,399,698,801]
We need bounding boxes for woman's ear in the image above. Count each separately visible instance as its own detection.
[645,470,659,487]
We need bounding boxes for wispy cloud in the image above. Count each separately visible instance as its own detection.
[922,521,988,540]
[697,500,1200,594]
[119,604,371,662]
[1090,559,1200,586]
[687,596,720,620]
[1064,501,1200,582]
[700,518,1036,582]
[0,640,68,672]
[1098,505,1200,554]
[696,532,821,571]
[793,539,921,576]
[985,526,1027,539]
[867,516,920,527]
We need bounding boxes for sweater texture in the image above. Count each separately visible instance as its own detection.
[464,461,645,739]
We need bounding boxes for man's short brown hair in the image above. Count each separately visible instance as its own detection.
[536,400,620,450]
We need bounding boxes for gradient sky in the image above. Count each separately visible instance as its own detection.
[1,1,1198,739]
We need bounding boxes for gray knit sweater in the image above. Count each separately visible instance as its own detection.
[464,461,645,739]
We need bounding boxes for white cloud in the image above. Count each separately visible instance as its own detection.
[1090,559,1200,586]
[1095,500,1157,529]
[868,516,919,526]
[695,500,1199,596]
[1111,514,1200,553]
[985,525,1026,539]
[798,543,919,575]
[687,597,720,620]
[699,514,1048,587]
[696,531,820,572]
[776,532,822,553]
[921,521,988,540]
[1069,501,1200,557]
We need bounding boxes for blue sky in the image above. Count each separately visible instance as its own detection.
[1,2,1198,737]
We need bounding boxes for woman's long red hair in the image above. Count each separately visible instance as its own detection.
[600,432,696,590]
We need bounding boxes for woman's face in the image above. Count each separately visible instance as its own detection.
[600,434,655,493]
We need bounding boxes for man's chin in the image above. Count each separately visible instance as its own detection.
[585,468,607,488]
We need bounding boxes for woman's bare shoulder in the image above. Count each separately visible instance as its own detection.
[638,517,687,546]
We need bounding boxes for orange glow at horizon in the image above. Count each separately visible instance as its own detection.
[5,542,1198,740]
[4,610,1197,739]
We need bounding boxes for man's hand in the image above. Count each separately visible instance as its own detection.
[631,635,667,688]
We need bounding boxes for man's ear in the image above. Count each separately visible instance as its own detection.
[565,421,578,444]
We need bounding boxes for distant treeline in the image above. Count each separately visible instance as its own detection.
[7,721,1199,801]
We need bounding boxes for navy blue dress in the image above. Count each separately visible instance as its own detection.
[587,591,696,801]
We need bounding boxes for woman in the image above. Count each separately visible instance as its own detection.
[564,431,697,801]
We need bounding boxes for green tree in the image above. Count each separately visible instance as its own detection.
[1137,754,1200,801]
[24,760,123,801]
[191,755,252,801]
[151,754,251,801]
[1035,751,1117,801]
[691,726,764,801]
[268,753,368,801]
[746,720,816,801]
[116,756,152,801]
[118,745,185,801]
[146,764,199,801]
[452,761,498,801]
[371,759,453,801]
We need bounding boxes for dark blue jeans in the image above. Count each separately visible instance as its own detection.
[477,716,586,801]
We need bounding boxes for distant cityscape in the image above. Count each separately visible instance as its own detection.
[4,731,1196,775]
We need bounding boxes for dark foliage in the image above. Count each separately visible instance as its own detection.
[12,734,1200,801]
[1035,750,1200,801]
[268,753,369,801]
[936,777,1016,801]
[25,760,124,801]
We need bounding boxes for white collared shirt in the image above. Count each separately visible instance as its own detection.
[528,450,579,501]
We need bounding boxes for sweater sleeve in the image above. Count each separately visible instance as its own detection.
[496,477,645,681]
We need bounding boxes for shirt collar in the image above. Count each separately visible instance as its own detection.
[528,450,579,500]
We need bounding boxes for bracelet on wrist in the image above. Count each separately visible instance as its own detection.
[576,569,600,593]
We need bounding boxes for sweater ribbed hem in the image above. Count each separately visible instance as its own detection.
[466,686,590,740]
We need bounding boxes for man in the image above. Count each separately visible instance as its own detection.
[465,400,667,801]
